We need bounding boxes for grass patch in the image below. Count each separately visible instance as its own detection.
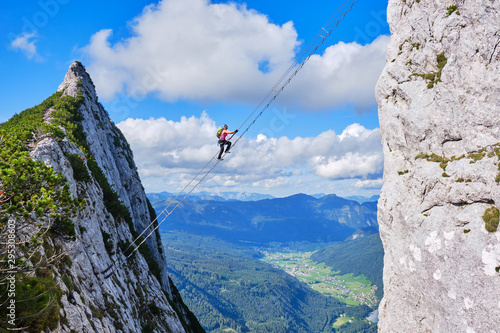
[483,206,499,233]
[333,316,353,328]
[416,146,498,180]
[410,51,447,88]
[468,151,486,163]
[415,153,450,170]
[0,274,62,332]
[446,5,459,16]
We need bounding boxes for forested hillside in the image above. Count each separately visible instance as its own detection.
[310,233,384,301]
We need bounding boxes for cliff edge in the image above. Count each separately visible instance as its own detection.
[376,0,500,332]
[1,62,204,332]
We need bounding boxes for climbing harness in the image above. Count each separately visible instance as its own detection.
[103,0,359,279]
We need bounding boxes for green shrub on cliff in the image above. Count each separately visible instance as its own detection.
[446,5,459,16]
[0,91,84,143]
[0,134,83,234]
[483,206,499,233]
[410,51,448,89]
[0,134,85,331]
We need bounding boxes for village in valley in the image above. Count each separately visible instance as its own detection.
[259,248,378,308]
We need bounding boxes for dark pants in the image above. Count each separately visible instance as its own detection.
[218,140,231,159]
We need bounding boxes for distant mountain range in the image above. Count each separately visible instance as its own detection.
[147,191,275,202]
[345,195,380,203]
[150,193,378,244]
[147,191,380,204]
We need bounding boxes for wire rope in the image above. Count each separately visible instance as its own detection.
[103,0,359,278]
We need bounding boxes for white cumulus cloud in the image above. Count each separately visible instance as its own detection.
[353,178,384,189]
[10,33,43,61]
[117,114,383,193]
[117,112,217,173]
[83,0,298,103]
[82,0,388,111]
[280,35,389,111]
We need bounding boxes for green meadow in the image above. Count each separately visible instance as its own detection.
[332,316,355,329]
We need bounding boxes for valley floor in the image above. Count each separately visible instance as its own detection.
[259,249,379,307]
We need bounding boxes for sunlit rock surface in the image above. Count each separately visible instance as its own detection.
[376,1,500,332]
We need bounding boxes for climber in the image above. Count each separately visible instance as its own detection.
[217,124,238,160]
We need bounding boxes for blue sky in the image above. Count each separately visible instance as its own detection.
[1,0,390,198]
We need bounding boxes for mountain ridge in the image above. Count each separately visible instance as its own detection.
[0,62,204,332]
[147,190,275,202]
[151,193,378,244]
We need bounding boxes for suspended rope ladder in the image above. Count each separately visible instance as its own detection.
[103,0,359,278]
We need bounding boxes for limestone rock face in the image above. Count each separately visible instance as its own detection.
[29,62,203,333]
[376,1,500,332]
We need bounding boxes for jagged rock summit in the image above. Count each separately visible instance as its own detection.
[377,1,500,332]
[27,62,204,332]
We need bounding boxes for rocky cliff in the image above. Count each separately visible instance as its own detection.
[2,62,204,332]
[376,0,500,332]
